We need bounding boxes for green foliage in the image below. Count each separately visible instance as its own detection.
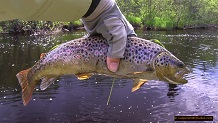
[126,14,142,26]
[0,20,64,34]
[1,0,217,32]
[0,27,3,32]
[73,20,83,26]
[117,0,218,29]
[0,19,83,34]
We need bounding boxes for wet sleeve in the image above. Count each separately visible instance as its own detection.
[0,0,91,21]
[96,17,127,58]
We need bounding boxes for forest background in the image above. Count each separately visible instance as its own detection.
[0,0,218,34]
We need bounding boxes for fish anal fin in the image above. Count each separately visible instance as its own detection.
[40,77,58,90]
[75,73,93,80]
[16,68,35,106]
[131,79,148,92]
[40,53,46,59]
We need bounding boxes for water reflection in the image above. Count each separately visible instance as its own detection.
[167,84,179,102]
[0,29,218,122]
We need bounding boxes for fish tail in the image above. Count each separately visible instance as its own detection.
[16,68,35,106]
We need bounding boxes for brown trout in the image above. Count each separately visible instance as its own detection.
[16,36,189,106]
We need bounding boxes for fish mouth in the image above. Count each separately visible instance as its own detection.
[163,67,190,84]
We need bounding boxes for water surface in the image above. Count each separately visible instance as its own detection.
[0,29,217,122]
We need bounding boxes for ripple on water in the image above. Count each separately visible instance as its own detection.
[180,70,218,121]
[1,30,218,122]
[0,86,21,106]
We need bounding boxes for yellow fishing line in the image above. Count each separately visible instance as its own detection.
[106,77,116,105]
[49,44,60,51]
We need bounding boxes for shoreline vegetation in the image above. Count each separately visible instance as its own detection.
[0,0,217,35]
[0,20,84,35]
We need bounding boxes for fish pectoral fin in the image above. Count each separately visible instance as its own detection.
[133,68,154,74]
[133,72,143,74]
[127,66,154,75]
[40,77,58,90]
[75,73,93,80]
[131,79,148,92]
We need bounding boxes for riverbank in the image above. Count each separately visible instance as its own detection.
[0,20,217,35]
[0,20,83,35]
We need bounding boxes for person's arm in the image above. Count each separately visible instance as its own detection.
[0,0,91,21]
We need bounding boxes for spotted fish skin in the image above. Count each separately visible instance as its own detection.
[16,36,189,106]
[29,36,165,79]
[35,37,165,80]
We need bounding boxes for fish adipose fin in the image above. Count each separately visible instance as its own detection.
[16,68,35,106]
[40,77,58,90]
[75,73,93,80]
[40,53,46,59]
[131,79,148,92]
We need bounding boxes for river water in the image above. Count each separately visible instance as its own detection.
[0,29,217,123]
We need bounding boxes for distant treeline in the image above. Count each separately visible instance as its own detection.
[0,20,82,35]
[0,0,218,34]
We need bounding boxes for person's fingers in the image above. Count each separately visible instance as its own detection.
[106,57,120,72]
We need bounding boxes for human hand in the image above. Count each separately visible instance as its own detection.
[106,57,120,72]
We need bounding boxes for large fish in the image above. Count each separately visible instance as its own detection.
[16,36,189,106]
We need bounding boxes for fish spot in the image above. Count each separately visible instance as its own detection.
[177,62,184,68]
[143,57,146,60]
[76,55,81,59]
[128,53,131,57]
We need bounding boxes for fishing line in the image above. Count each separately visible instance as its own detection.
[106,77,116,105]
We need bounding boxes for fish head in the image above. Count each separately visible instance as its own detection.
[153,52,190,84]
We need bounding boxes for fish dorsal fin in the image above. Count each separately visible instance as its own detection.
[131,79,148,92]
[40,53,46,59]
[75,73,93,80]
[40,77,57,90]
